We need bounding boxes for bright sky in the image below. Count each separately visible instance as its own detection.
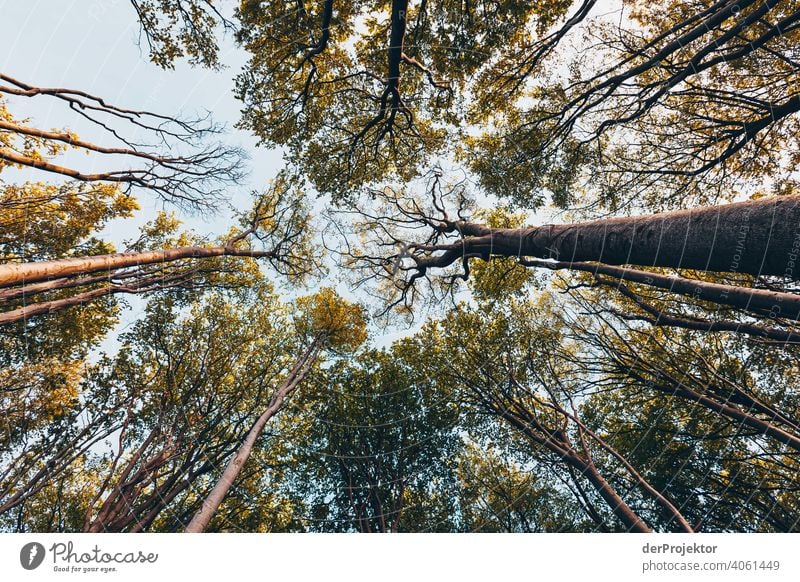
[0,0,281,231]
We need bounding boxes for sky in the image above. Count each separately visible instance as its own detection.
[0,0,281,230]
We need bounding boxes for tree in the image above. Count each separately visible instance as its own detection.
[0,183,131,364]
[0,177,317,325]
[341,177,800,356]
[409,296,678,532]
[79,287,298,532]
[138,0,800,341]
[389,270,800,531]
[185,288,367,532]
[285,349,461,532]
[0,360,131,526]
[573,326,800,532]
[0,66,327,327]
[3,282,317,532]
[467,0,800,209]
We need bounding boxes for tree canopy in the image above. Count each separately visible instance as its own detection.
[2,0,800,534]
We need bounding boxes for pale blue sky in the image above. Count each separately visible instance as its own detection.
[0,0,282,235]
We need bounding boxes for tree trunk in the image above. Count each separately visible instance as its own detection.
[0,245,274,289]
[450,194,800,279]
[184,342,320,533]
[570,455,652,533]
[496,408,652,532]
[654,379,800,453]
[523,258,800,320]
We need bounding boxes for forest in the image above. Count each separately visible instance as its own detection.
[2,0,800,533]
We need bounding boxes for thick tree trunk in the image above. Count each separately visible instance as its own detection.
[449,194,800,279]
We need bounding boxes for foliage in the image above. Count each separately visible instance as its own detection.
[294,287,368,351]
[4,0,800,535]
[234,0,579,201]
[130,0,232,69]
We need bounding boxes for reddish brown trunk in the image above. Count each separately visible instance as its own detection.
[184,342,320,533]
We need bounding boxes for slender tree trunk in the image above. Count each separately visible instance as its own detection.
[497,408,652,532]
[0,273,117,301]
[0,245,274,289]
[84,428,162,533]
[570,455,651,533]
[1,287,116,325]
[653,378,800,453]
[184,342,320,533]
[603,281,800,344]
[524,258,800,320]
[559,405,693,532]
[448,194,800,279]
[0,268,203,325]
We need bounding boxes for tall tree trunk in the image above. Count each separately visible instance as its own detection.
[650,376,800,453]
[184,341,320,533]
[0,245,275,289]
[443,194,800,278]
[497,408,652,532]
[570,456,652,533]
[524,258,800,319]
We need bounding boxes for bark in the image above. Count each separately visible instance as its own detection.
[603,281,800,344]
[0,274,117,301]
[433,194,800,279]
[184,341,320,533]
[0,268,205,325]
[496,407,652,532]
[1,287,115,325]
[572,455,652,533]
[521,258,800,320]
[388,0,409,87]
[552,400,693,532]
[0,245,274,289]
[612,308,800,344]
[650,376,800,453]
